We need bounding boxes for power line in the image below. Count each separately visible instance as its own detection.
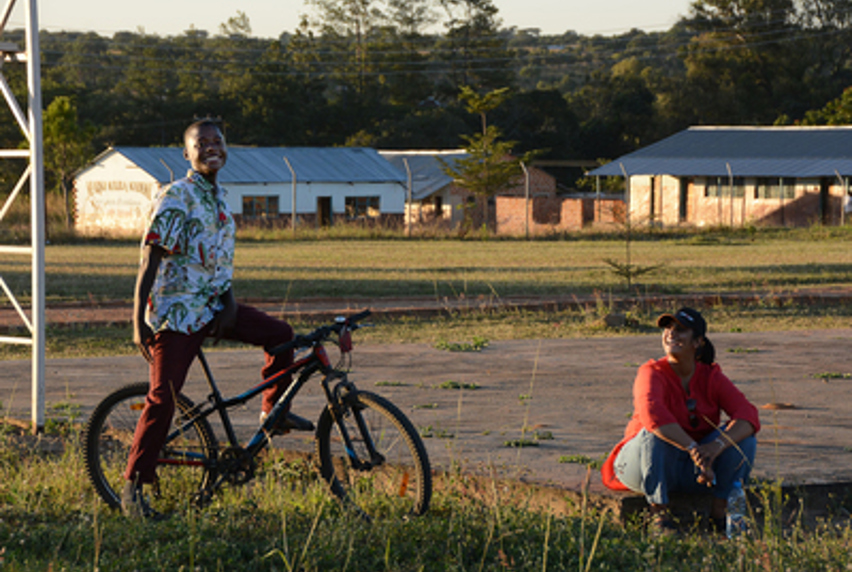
[37,23,851,81]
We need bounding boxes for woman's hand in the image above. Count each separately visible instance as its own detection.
[696,439,725,466]
[690,438,726,486]
[688,444,715,486]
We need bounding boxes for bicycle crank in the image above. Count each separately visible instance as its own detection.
[219,446,257,485]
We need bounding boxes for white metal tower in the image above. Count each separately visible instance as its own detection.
[0,0,45,432]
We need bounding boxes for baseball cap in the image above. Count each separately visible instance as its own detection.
[657,307,707,338]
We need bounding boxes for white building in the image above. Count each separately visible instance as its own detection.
[379,150,468,226]
[74,146,408,236]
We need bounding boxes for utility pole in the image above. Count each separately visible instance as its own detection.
[283,155,296,234]
[520,161,529,239]
[403,158,412,238]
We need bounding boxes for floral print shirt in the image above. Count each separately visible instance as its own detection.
[143,170,235,334]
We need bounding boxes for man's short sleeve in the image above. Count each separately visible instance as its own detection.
[145,185,187,255]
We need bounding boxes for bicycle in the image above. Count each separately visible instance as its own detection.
[83,309,431,519]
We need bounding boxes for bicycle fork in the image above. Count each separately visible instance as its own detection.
[323,372,385,471]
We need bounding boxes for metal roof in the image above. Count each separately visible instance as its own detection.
[587,126,852,178]
[379,150,467,200]
[104,146,407,185]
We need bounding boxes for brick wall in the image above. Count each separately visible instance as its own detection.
[629,175,849,228]
[495,195,625,235]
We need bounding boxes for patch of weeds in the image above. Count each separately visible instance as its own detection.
[375,381,408,387]
[504,430,553,447]
[518,393,532,403]
[812,372,851,380]
[434,336,489,352]
[504,439,539,448]
[435,380,480,390]
[419,425,454,439]
[844,446,852,453]
[727,347,760,354]
[412,403,438,410]
[602,258,665,290]
[43,418,75,436]
[729,327,743,333]
[50,400,81,420]
[44,401,82,436]
[558,454,604,469]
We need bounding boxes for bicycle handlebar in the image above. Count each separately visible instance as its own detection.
[268,309,372,356]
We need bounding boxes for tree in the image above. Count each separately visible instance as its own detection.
[497,89,580,154]
[568,58,661,160]
[305,0,386,97]
[441,86,539,234]
[436,0,515,94]
[43,96,94,229]
[800,85,852,124]
[672,0,814,124]
[386,0,436,35]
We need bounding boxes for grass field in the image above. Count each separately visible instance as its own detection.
[0,430,850,571]
[1,226,851,360]
[0,226,851,304]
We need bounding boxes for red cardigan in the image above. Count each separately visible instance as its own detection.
[601,358,761,491]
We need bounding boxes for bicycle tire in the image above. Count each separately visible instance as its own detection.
[83,382,218,512]
[316,390,431,517]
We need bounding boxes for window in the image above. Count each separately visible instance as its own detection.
[704,177,746,198]
[242,195,279,219]
[345,196,380,219]
[755,178,796,200]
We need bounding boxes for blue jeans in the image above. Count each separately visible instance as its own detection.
[614,426,757,505]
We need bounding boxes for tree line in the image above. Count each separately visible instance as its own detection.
[2,0,852,199]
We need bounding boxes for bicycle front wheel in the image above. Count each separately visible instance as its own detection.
[317,390,431,517]
[83,382,218,513]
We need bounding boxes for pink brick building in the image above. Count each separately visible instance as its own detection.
[381,150,624,235]
[588,126,852,228]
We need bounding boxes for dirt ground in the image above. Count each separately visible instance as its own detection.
[2,298,852,522]
[3,327,852,493]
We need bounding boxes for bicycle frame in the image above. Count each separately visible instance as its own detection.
[161,323,383,490]
[164,343,325,453]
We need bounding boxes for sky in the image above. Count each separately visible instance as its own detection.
[8,0,695,39]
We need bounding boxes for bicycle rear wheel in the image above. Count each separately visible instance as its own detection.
[83,382,218,513]
[317,390,431,517]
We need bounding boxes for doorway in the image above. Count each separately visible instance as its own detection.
[819,178,830,224]
[678,177,689,223]
[317,196,331,227]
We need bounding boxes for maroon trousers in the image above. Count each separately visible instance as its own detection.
[124,304,293,484]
